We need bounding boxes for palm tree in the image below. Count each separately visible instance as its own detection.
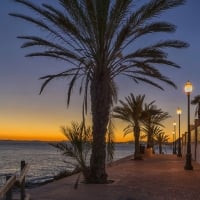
[10,0,188,183]
[51,120,115,182]
[191,95,200,119]
[154,129,169,154]
[50,121,92,179]
[113,94,147,160]
[143,104,170,150]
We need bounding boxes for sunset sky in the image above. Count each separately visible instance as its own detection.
[1,0,200,142]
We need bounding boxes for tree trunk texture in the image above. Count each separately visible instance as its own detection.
[147,131,154,149]
[88,74,112,183]
[134,125,142,160]
[147,131,152,148]
[159,144,162,154]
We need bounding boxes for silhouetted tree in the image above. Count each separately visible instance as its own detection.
[113,94,147,160]
[50,122,92,180]
[51,120,115,182]
[11,0,188,183]
[143,104,170,150]
[154,129,169,154]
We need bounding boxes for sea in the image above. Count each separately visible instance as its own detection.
[0,141,172,187]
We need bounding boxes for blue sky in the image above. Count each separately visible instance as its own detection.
[0,0,200,141]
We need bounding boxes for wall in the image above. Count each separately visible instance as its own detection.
[182,119,200,163]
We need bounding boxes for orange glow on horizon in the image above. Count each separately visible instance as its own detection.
[0,131,66,142]
[0,115,180,143]
[0,131,133,142]
[0,125,133,142]
[0,125,176,142]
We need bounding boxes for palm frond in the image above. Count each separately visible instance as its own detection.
[11,0,188,181]
[11,0,188,110]
[51,121,92,170]
[39,68,81,94]
[123,125,133,137]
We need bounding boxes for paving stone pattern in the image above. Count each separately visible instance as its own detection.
[27,155,200,200]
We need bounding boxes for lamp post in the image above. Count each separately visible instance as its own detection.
[172,131,175,154]
[177,107,182,157]
[173,122,176,154]
[184,80,193,170]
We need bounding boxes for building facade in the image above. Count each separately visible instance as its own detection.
[182,119,200,163]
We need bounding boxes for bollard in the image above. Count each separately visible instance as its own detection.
[20,161,26,200]
[5,175,12,200]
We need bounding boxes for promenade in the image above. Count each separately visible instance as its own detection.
[27,154,200,200]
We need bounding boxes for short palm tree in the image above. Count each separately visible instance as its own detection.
[51,120,115,182]
[10,0,188,183]
[191,95,200,119]
[113,94,146,160]
[143,104,170,149]
[154,129,169,154]
[50,121,92,180]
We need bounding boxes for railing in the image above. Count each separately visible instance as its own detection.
[0,161,30,200]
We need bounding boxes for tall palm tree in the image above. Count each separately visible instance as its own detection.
[143,104,170,149]
[10,0,188,183]
[113,94,147,160]
[191,95,200,119]
[154,129,169,154]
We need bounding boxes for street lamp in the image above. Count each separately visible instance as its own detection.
[172,131,175,154]
[184,80,193,170]
[177,107,182,157]
[173,122,176,154]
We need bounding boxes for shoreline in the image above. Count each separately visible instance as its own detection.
[26,154,134,189]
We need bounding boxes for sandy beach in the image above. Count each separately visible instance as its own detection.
[23,154,200,200]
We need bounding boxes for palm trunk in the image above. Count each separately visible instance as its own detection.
[151,139,155,153]
[147,129,154,149]
[88,74,112,183]
[134,125,142,160]
[159,143,162,154]
[147,131,152,148]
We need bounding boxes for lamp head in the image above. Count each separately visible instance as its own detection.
[177,107,182,115]
[184,80,193,95]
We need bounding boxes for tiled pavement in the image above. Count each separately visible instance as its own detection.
[27,154,200,200]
